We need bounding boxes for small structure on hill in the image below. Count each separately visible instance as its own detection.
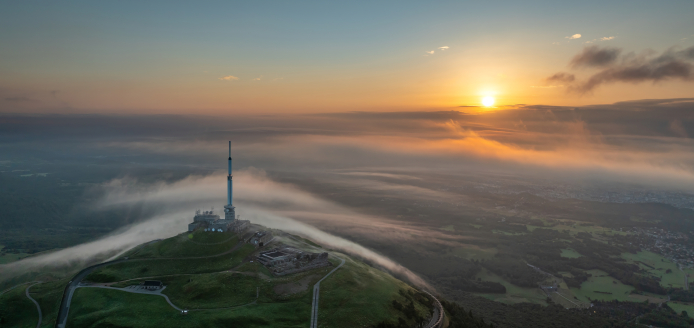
[188,209,220,231]
[141,280,163,290]
[256,246,331,276]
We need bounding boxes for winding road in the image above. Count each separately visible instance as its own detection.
[310,258,345,328]
[422,291,444,328]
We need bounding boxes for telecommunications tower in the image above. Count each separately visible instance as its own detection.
[224,141,236,221]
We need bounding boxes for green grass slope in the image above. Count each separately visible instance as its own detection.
[0,284,39,328]
[129,232,239,259]
[318,257,433,328]
[66,230,437,328]
[86,244,256,283]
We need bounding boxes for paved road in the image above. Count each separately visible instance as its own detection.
[26,282,43,328]
[422,291,444,328]
[310,258,345,328]
[55,259,128,328]
[55,240,245,328]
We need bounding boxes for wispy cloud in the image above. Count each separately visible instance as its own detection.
[546,45,694,93]
[253,76,263,81]
[545,72,576,84]
[600,36,615,41]
[570,45,621,68]
[425,50,434,55]
[218,75,239,81]
[566,33,582,40]
[438,46,449,51]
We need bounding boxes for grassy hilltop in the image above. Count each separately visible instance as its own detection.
[1,228,445,328]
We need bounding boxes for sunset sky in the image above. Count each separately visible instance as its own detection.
[2,0,693,114]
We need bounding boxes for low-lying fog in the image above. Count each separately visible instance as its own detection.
[2,98,694,287]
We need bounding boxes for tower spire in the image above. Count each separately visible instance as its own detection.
[224,141,236,221]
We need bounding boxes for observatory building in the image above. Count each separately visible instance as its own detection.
[188,142,250,233]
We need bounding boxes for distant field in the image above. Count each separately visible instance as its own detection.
[474,268,547,305]
[667,302,694,316]
[0,245,29,264]
[525,222,627,236]
[571,269,634,302]
[621,251,687,288]
[492,230,526,236]
[560,249,582,258]
[0,252,28,264]
[440,225,455,232]
[447,245,497,260]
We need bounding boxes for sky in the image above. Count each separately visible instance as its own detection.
[1,0,693,114]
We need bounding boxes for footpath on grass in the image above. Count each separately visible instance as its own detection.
[310,257,346,328]
[77,285,182,311]
[0,281,43,328]
[26,282,43,328]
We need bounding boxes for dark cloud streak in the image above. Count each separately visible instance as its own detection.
[548,46,694,93]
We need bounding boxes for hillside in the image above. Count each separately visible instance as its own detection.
[0,226,464,328]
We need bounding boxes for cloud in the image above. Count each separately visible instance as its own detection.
[438,46,449,51]
[425,50,434,55]
[545,72,576,84]
[600,36,615,41]
[547,45,694,93]
[566,34,582,40]
[570,45,621,68]
[218,75,239,81]
[0,171,433,289]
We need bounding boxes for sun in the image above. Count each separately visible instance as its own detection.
[482,96,495,107]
